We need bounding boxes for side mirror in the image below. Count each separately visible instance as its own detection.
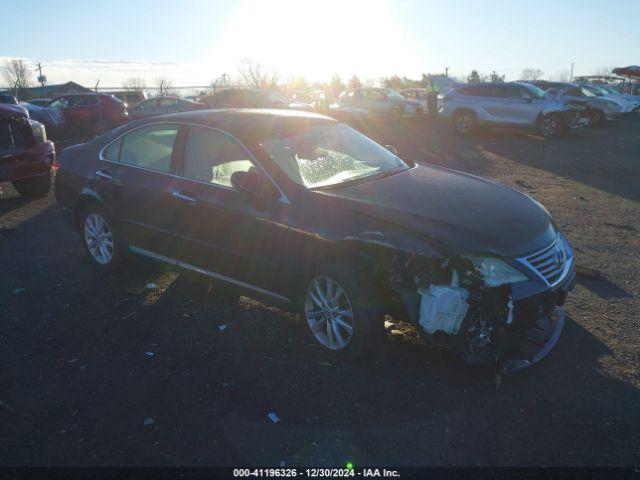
[385,144,398,156]
[231,170,278,211]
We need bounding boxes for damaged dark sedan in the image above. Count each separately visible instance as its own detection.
[55,109,575,373]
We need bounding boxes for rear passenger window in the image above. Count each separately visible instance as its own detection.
[459,86,491,96]
[182,127,254,187]
[119,124,178,173]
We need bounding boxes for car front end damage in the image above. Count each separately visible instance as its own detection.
[542,97,590,129]
[346,228,575,373]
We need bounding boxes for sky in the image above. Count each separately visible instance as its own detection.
[1,0,639,89]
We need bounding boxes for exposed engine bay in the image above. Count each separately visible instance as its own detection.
[342,228,574,372]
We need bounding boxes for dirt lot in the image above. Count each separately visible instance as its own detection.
[1,116,638,467]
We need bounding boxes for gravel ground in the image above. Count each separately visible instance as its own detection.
[1,116,638,467]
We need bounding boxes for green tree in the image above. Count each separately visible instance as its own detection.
[467,70,481,83]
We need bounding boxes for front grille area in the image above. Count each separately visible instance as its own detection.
[520,237,571,286]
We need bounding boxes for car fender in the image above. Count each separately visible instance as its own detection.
[73,188,110,229]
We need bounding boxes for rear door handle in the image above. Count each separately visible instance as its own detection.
[172,191,198,205]
[95,169,113,181]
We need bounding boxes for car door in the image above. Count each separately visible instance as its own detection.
[471,85,504,123]
[168,125,289,294]
[490,85,536,125]
[68,95,99,131]
[98,123,183,256]
[367,89,390,115]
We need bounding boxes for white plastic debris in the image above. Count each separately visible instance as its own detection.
[218,324,227,331]
[267,412,281,423]
[144,282,158,291]
[143,418,155,426]
[145,352,155,357]
[12,288,26,294]
[418,284,469,335]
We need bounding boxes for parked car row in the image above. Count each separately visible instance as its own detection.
[439,80,638,136]
[4,79,636,143]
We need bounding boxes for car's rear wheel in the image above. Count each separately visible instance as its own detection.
[303,265,384,360]
[452,109,475,135]
[537,113,564,137]
[11,172,51,197]
[80,205,124,271]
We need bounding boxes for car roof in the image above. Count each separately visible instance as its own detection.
[130,108,335,139]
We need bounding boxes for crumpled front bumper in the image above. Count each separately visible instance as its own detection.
[499,307,566,374]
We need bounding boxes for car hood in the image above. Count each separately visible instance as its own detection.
[0,103,29,119]
[319,165,555,258]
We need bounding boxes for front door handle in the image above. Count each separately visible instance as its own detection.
[172,191,198,205]
[95,169,113,181]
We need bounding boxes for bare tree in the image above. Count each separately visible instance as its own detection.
[329,74,345,97]
[489,71,505,82]
[2,59,33,97]
[122,76,147,92]
[155,77,175,97]
[592,66,614,78]
[237,59,279,89]
[520,68,544,81]
[208,73,232,94]
[347,75,362,89]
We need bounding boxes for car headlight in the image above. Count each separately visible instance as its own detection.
[465,256,530,287]
[28,119,47,143]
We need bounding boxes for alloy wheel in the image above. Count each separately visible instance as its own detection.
[539,115,558,137]
[304,275,355,350]
[84,213,114,265]
[455,113,473,133]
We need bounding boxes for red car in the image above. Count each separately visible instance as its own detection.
[0,104,55,197]
[48,94,128,136]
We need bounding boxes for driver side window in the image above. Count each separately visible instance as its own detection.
[182,127,255,188]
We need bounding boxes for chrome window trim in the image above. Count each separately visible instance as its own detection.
[98,120,290,204]
[129,245,290,303]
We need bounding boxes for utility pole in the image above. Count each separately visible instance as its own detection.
[36,62,46,88]
[445,66,450,77]
[570,62,574,82]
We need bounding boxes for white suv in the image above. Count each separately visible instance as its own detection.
[440,82,585,136]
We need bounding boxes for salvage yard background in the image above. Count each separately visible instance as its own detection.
[1,115,638,466]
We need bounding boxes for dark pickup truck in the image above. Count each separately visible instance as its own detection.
[0,104,55,197]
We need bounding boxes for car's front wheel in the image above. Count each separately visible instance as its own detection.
[80,205,124,271]
[452,109,476,135]
[303,265,384,359]
[537,113,564,137]
[11,172,51,197]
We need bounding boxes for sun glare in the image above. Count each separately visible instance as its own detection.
[210,0,419,81]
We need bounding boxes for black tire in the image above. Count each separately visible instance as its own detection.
[452,109,476,135]
[590,109,604,126]
[79,204,125,272]
[537,113,565,137]
[302,263,385,360]
[11,171,51,197]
